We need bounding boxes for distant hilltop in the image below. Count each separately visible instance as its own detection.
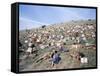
[19,19,96,31]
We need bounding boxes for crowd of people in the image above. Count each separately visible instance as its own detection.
[19,20,96,67]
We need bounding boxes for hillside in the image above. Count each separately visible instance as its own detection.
[19,20,96,71]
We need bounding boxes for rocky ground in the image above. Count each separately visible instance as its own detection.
[19,19,96,72]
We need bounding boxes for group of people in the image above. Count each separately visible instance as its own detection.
[19,20,96,67]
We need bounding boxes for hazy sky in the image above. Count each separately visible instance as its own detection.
[19,4,96,30]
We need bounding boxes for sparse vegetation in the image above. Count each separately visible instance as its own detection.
[19,20,96,71]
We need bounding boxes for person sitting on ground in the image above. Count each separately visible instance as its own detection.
[26,42,36,56]
[51,50,61,67]
[59,45,69,52]
[26,46,32,57]
[70,51,85,62]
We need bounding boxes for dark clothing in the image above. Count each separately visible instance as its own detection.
[52,53,61,64]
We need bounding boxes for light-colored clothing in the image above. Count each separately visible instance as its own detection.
[26,47,32,53]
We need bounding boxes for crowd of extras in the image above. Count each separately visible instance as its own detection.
[19,20,96,66]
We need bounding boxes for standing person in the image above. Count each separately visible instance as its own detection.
[51,50,61,67]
